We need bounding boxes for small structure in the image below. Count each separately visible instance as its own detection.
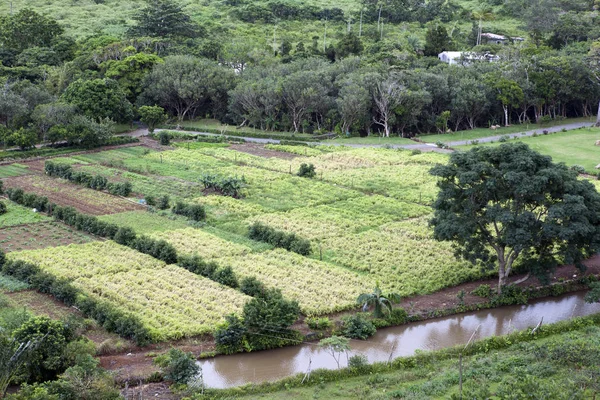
[438,51,499,65]
[481,33,525,45]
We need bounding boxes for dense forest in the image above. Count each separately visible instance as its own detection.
[1,0,599,146]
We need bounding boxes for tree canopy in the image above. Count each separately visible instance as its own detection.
[430,143,600,293]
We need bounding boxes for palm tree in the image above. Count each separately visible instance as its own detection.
[357,284,401,318]
[471,9,495,46]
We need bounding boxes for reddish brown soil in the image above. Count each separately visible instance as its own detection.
[3,175,144,215]
[99,255,600,383]
[122,382,178,400]
[0,221,96,252]
[230,143,298,160]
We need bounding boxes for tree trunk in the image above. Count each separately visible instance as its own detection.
[503,106,509,127]
[595,100,600,127]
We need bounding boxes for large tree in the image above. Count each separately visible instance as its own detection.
[430,143,600,293]
[141,55,235,122]
[127,0,200,39]
[62,79,133,123]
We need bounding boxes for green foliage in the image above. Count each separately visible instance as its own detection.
[239,276,266,297]
[584,282,600,303]
[214,314,247,355]
[212,266,239,288]
[0,201,6,215]
[424,25,452,56]
[248,222,311,256]
[159,131,170,145]
[138,105,167,134]
[357,284,401,318]
[128,0,201,39]
[157,195,170,210]
[62,79,133,123]
[341,314,376,340]
[431,143,600,293]
[348,354,369,372]
[297,163,316,178]
[471,284,493,298]
[306,317,332,331]
[200,173,246,198]
[154,348,199,384]
[243,288,300,351]
[172,201,206,222]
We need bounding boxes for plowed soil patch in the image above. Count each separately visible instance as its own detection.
[0,221,96,252]
[3,175,143,215]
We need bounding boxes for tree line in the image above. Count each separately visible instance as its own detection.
[1,0,600,145]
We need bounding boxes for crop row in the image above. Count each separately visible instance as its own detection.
[322,219,490,296]
[248,195,431,241]
[10,241,249,340]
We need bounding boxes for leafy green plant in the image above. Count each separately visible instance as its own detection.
[306,316,332,330]
[154,348,199,385]
[342,314,376,340]
[357,284,401,318]
[297,163,316,178]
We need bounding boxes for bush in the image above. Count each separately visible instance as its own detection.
[342,315,376,340]
[157,195,170,210]
[297,163,316,178]
[200,174,245,198]
[172,201,206,221]
[348,354,369,371]
[471,284,493,298]
[107,181,132,197]
[0,201,6,215]
[113,227,136,246]
[159,131,171,145]
[569,164,586,174]
[212,266,238,288]
[145,195,156,206]
[386,308,408,325]
[239,276,265,297]
[214,314,247,355]
[248,222,311,256]
[306,317,332,330]
[154,348,199,384]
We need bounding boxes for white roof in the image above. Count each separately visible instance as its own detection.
[438,51,464,58]
[481,33,507,40]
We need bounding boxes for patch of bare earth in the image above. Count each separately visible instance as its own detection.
[230,143,298,160]
[3,175,144,215]
[0,221,96,252]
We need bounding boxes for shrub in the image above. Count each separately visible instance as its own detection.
[6,188,24,203]
[498,135,509,142]
[214,314,247,355]
[172,202,206,222]
[107,181,132,197]
[157,195,170,210]
[239,276,265,297]
[0,201,6,215]
[306,317,332,330]
[386,308,408,325]
[569,164,586,174]
[297,163,316,178]
[145,195,156,206]
[154,348,199,384]
[200,174,245,198]
[342,315,376,340]
[212,266,238,288]
[113,227,136,246]
[348,354,369,371]
[471,284,493,298]
[410,149,422,155]
[159,131,171,145]
[248,222,311,256]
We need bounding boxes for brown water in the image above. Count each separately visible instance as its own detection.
[198,291,600,388]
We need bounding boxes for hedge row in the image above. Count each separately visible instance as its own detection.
[172,201,206,222]
[45,161,132,196]
[4,186,266,316]
[248,222,311,256]
[0,257,152,345]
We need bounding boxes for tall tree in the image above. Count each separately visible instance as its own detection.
[491,77,524,127]
[372,76,403,137]
[62,79,133,123]
[141,55,235,122]
[423,25,451,57]
[0,9,63,54]
[430,143,600,293]
[127,0,200,38]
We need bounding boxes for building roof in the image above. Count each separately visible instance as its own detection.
[481,32,507,40]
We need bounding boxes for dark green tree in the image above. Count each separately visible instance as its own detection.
[127,0,201,38]
[430,143,600,293]
[138,105,166,134]
[0,9,63,55]
[243,288,300,343]
[336,32,364,58]
[62,79,133,123]
[423,25,452,57]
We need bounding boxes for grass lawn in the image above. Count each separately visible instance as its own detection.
[173,119,314,140]
[457,127,600,173]
[327,136,416,145]
[417,116,595,143]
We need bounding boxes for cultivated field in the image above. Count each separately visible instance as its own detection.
[1,136,598,343]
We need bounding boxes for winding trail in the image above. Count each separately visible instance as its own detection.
[154,121,594,153]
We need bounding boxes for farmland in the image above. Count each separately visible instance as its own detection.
[0,136,598,350]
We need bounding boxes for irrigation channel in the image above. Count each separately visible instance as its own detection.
[197,291,600,389]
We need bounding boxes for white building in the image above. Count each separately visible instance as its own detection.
[438,51,499,65]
